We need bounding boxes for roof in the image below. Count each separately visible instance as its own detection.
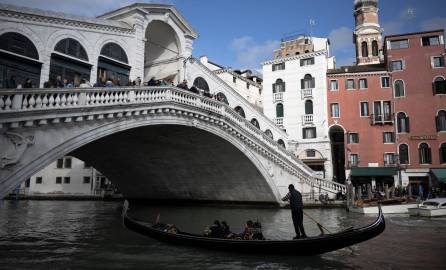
[327,63,387,74]
[0,3,132,30]
[384,29,444,40]
[350,167,397,177]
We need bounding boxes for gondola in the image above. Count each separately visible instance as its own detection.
[121,201,385,255]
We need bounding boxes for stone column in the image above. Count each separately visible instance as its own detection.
[130,13,147,82]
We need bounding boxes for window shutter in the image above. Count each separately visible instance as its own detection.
[302,128,306,139]
[272,83,275,93]
[436,115,440,132]
[433,82,436,95]
[272,65,275,71]
[402,60,406,70]
[282,82,286,92]
[345,80,348,89]
[301,79,304,89]
[311,78,315,88]
[406,117,410,132]
[431,57,434,68]
[427,148,432,164]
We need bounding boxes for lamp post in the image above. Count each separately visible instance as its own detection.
[394,153,402,187]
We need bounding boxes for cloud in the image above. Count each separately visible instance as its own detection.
[328,26,353,53]
[421,17,446,32]
[230,36,280,70]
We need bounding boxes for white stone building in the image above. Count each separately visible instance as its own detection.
[262,36,335,180]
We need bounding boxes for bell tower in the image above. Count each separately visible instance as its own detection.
[353,0,383,65]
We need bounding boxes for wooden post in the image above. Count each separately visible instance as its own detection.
[385,184,389,199]
[367,184,373,199]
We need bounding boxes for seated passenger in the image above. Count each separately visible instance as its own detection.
[209,220,223,238]
[221,221,234,238]
[251,221,265,240]
[241,220,254,240]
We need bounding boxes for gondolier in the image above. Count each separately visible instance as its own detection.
[282,184,307,239]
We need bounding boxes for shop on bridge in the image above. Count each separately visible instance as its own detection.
[97,43,130,86]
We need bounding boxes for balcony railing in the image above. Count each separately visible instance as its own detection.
[301,88,313,99]
[273,92,283,103]
[274,117,284,128]
[302,114,313,125]
[370,113,394,125]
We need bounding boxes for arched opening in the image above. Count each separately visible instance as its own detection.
[399,144,409,164]
[277,139,286,149]
[419,143,432,164]
[305,100,313,115]
[301,74,315,89]
[397,112,410,133]
[372,40,379,56]
[437,110,446,132]
[361,41,368,57]
[234,106,245,118]
[215,92,229,105]
[144,20,180,84]
[50,38,91,87]
[273,78,285,93]
[329,125,345,184]
[250,118,260,129]
[276,103,284,118]
[264,129,273,140]
[433,76,446,95]
[440,142,446,164]
[97,42,130,86]
[193,77,209,93]
[0,32,41,88]
[394,80,405,97]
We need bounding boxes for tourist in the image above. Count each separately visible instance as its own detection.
[135,76,141,86]
[7,76,16,89]
[43,81,51,88]
[221,221,232,238]
[176,80,189,90]
[105,78,114,87]
[189,85,199,94]
[282,184,307,239]
[79,79,91,88]
[23,78,33,88]
[240,220,254,240]
[55,75,64,88]
[148,77,157,86]
[209,220,222,238]
[418,185,424,200]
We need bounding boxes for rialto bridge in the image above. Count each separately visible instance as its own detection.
[0,3,345,202]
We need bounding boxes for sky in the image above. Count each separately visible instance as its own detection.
[2,0,446,71]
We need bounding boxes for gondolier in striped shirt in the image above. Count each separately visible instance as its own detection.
[282,184,307,239]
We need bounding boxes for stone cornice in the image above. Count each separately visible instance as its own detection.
[262,50,327,66]
[213,69,263,89]
[327,70,389,77]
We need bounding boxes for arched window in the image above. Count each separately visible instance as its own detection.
[397,112,410,133]
[399,144,409,164]
[361,41,368,57]
[433,76,446,95]
[304,50,310,53]
[394,80,405,97]
[234,106,245,118]
[55,38,88,61]
[419,143,431,164]
[264,129,273,139]
[276,103,284,117]
[0,32,39,59]
[215,92,229,105]
[193,77,209,92]
[301,74,315,89]
[437,110,446,131]
[100,43,128,63]
[251,118,260,129]
[278,139,286,149]
[305,100,313,115]
[372,40,379,56]
[440,142,446,164]
[273,79,285,93]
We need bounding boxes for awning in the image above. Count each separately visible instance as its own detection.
[350,167,398,177]
[431,169,446,183]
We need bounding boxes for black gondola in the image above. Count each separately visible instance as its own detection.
[122,201,385,255]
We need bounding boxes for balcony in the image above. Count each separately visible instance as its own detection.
[274,117,284,128]
[370,113,394,125]
[273,92,283,103]
[302,114,313,125]
[301,88,313,99]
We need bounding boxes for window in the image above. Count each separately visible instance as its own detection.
[360,102,369,117]
[349,154,359,167]
[397,112,410,133]
[273,79,285,93]
[372,40,379,56]
[64,158,72,169]
[359,78,368,89]
[422,36,440,46]
[54,38,88,61]
[305,100,313,115]
[394,80,405,97]
[264,129,273,139]
[276,103,284,118]
[251,118,260,129]
[383,132,395,143]
[419,143,432,164]
[300,57,315,66]
[330,103,340,118]
[373,101,392,122]
[36,177,42,184]
[390,39,409,49]
[432,56,444,68]
[361,41,368,57]
[83,176,91,184]
[234,106,245,118]
[346,79,355,89]
[56,159,63,168]
[381,76,390,88]
[436,110,446,131]
[330,80,338,90]
[100,43,128,63]
[384,153,395,166]
[440,143,446,164]
[303,127,316,139]
[348,133,359,144]
[56,177,62,184]
[391,60,404,71]
[306,149,316,157]
[0,32,39,59]
[272,62,285,71]
[301,74,315,89]
[64,177,70,184]
[193,77,210,92]
[277,139,286,148]
[433,77,446,95]
[233,76,236,83]
[399,144,409,164]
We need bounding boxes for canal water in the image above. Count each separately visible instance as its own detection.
[0,200,445,270]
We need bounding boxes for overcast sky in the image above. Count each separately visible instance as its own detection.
[1,0,445,71]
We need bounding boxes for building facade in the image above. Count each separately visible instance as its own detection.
[263,36,335,180]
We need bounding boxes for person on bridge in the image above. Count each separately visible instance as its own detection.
[282,184,307,239]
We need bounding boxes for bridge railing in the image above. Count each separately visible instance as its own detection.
[0,86,345,194]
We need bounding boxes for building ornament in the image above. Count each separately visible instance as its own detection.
[0,131,34,169]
